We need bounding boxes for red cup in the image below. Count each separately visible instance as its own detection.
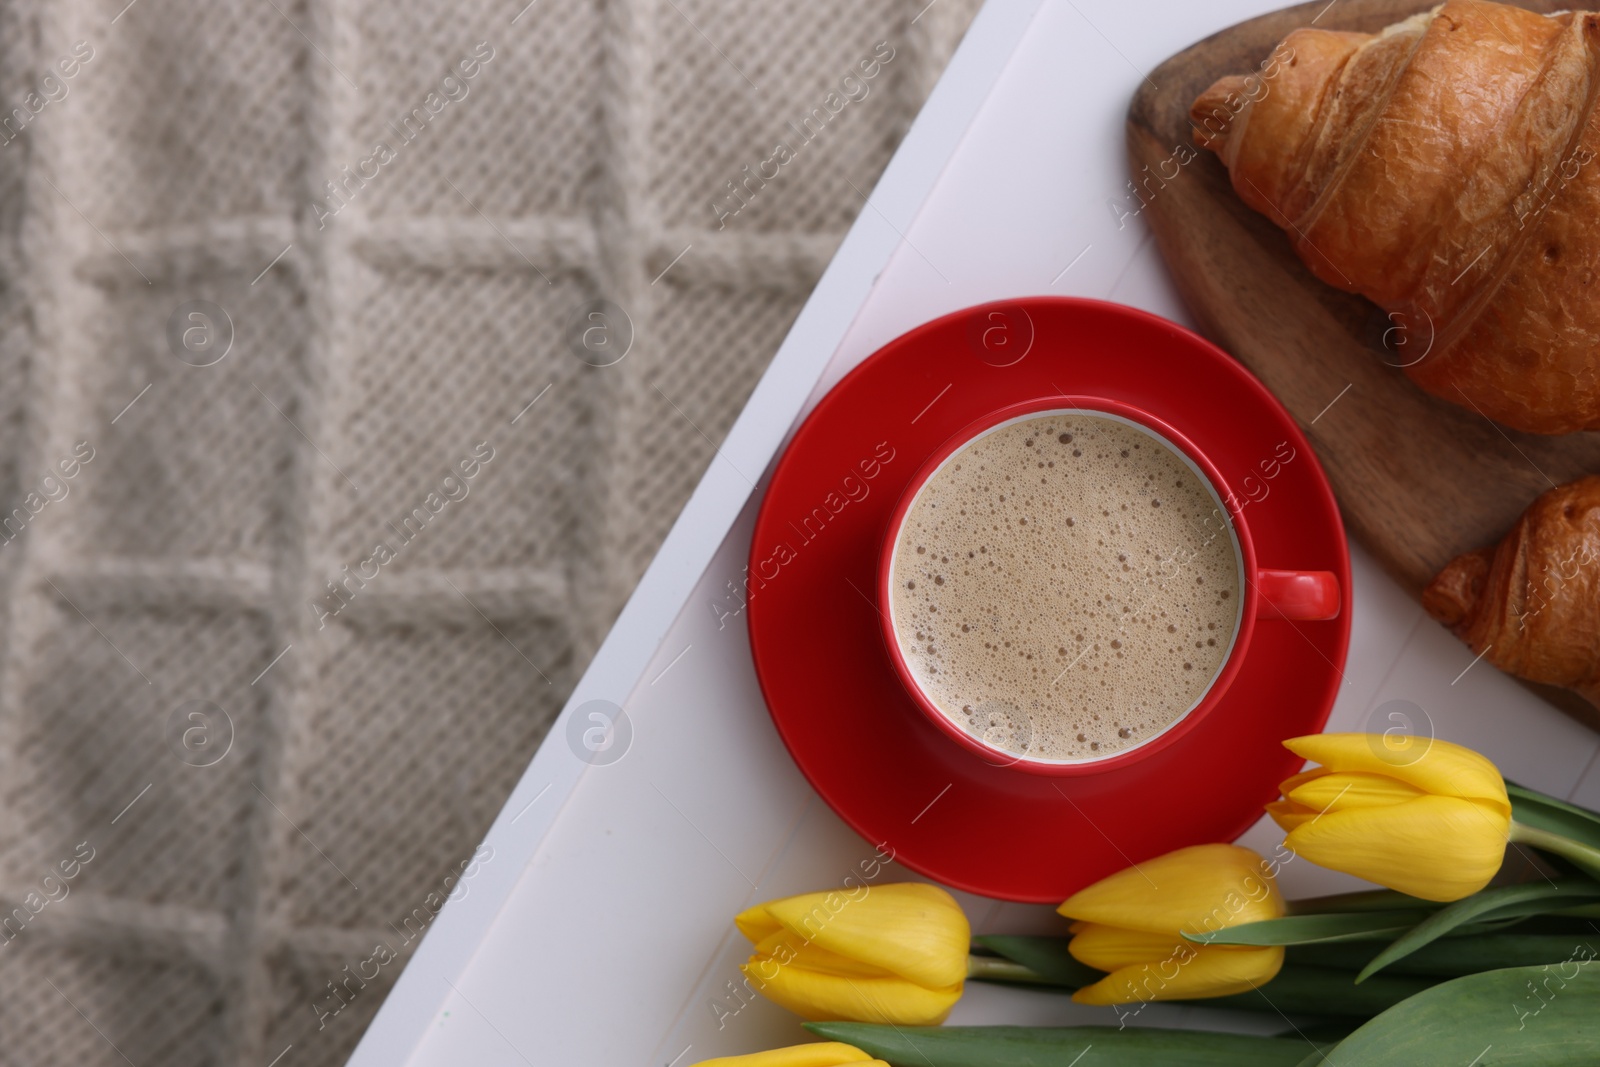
[877,396,1340,776]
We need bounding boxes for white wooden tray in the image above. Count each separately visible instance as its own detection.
[350,2,1600,1063]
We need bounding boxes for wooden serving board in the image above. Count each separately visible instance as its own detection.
[1129,0,1600,732]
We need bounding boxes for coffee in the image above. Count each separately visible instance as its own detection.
[889,411,1241,762]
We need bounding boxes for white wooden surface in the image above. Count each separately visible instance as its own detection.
[351,1,1600,1064]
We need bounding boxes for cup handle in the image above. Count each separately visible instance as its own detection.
[1256,570,1341,621]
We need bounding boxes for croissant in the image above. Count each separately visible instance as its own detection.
[1424,475,1600,706]
[1191,1,1600,435]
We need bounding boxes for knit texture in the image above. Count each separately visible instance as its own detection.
[0,0,982,1062]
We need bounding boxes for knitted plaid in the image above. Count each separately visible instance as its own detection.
[0,0,983,1062]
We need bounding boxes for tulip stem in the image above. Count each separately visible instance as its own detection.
[1509,820,1600,881]
[1550,903,1600,918]
[1284,888,1433,916]
[965,954,1058,985]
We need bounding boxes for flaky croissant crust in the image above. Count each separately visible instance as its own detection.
[1194,1,1600,435]
[1424,475,1600,706]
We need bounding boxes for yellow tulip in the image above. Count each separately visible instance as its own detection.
[1267,733,1511,902]
[691,1041,888,1067]
[736,882,968,1025]
[1057,843,1285,1006]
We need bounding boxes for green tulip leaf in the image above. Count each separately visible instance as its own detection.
[1312,960,1600,1065]
[1206,965,1437,1018]
[971,935,1104,988]
[1186,909,1433,947]
[1292,933,1600,977]
[1475,901,1600,928]
[1356,880,1600,982]
[806,1023,1330,1066]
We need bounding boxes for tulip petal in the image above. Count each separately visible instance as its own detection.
[1283,734,1508,812]
[1072,944,1284,1005]
[1285,794,1510,902]
[1067,923,1187,971]
[735,903,783,943]
[763,883,970,990]
[742,960,961,1025]
[751,931,895,979]
[1288,771,1427,812]
[1265,800,1316,832]
[1277,768,1330,796]
[1058,844,1283,935]
[690,1041,879,1067]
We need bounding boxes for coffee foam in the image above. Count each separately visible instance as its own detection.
[889,412,1241,762]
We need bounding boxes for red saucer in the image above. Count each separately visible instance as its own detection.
[746,298,1350,903]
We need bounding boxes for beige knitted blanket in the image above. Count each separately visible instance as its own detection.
[0,0,981,1062]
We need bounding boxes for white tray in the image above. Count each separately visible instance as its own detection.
[350,1,1600,1063]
